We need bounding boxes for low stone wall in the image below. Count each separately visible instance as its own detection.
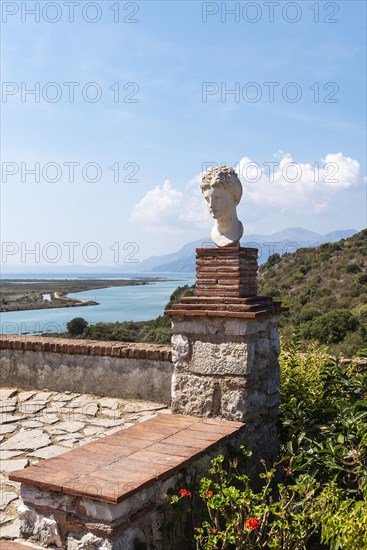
[0,337,173,405]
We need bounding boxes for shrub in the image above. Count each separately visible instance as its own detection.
[264,253,281,269]
[353,303,367,323]
[185,453,317,549]
[356,272,367,285]
[279,335,328,432]
[299,264,311,275]
[302,309,359,344]
[66,317,88,336]
[296,307,321,324]
[171,339,367,549]
[346,263,361,273]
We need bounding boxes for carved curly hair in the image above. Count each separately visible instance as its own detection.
[200,165,242,205]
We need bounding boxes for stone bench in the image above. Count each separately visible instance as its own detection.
[9,414,244,549]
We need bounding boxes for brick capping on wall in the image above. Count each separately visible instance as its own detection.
[0,335,172,362]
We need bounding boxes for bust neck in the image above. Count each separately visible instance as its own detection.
[212,217,243,247]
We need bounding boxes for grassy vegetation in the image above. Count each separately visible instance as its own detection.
[258,229,367,356]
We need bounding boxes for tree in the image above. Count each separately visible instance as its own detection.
[67,317,88,337]
[265,253,281,269]
[302,309,359,344]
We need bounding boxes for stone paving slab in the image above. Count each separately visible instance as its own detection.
[1,461,29,474]
[0,451,23,460]
[1,430,51,452]
[0,491,18,511]
[0,519,20,541]
[0,387,167,541]
[0,416,25,426]
[17,392,37,403]
[0,514,14,526]
[0,390,18,401]
[28,445,68,460]
[0,426,18,436]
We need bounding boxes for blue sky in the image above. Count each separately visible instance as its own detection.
[1,0,366,266]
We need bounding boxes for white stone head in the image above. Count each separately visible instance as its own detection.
[200,165,244,247]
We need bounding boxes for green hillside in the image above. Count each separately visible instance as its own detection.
[63,231,366,356]
[259,228,367,356]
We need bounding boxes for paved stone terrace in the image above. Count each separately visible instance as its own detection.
[0,387,168,541]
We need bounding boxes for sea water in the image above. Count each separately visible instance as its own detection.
[0,273,195,335]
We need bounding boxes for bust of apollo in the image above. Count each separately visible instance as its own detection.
[200,165,244,247]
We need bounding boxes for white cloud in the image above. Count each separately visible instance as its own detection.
[131,180,182,230]
[321,152,360,189]
[131,151,363,231]
[131,176,210,232]
[236,151,361,214]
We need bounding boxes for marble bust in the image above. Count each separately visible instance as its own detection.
[200,165,244,247]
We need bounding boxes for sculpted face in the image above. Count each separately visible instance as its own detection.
[203,186,236,220]
[200,165,244,247]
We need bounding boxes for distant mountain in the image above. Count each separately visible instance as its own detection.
[1,228,358,275]
[120,228,358,273]
[118,239,207,273]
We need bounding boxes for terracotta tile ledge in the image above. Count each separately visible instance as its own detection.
[0,335,172,362]
[9,414,244,504]
[0,543,35,550]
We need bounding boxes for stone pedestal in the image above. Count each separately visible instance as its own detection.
[165,247,283,466]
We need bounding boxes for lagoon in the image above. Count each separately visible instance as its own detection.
[0,273,195,335]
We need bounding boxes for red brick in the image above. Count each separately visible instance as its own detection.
[0,335,171,362]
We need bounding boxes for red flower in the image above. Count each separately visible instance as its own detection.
[179,488,192,498]
[245,517,260,531]
[206,490,214,497]
[210,528,217,533]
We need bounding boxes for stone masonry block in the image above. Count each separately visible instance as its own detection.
[171,372,215,416]
[172,319,222,336]
[189,341,255,376]
[270,327,281,354]
[171,334,189,367]
[19,503,63,547]
[256,337,271,356]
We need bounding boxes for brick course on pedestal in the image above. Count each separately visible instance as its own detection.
[196,246,258,297]
[165,246,283,466]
